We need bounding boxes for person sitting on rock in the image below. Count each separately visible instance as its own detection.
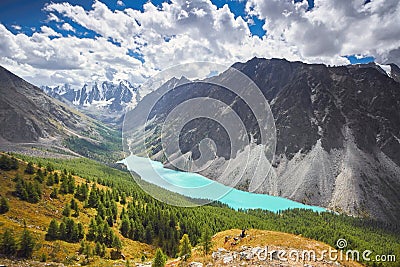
[240,229,246,238]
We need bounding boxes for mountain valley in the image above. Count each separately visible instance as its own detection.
[0,59,400,266]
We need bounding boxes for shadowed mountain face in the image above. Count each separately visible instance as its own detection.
[233,58,400,161]
[0,66,92,143]
[133,58,400,222]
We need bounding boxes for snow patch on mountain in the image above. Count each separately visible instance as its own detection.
[377,63,392,77]
[92,98,115,107]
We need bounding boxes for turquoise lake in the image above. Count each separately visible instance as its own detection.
[123,155,326,213]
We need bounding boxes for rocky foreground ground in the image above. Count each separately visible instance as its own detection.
[180,229,363,267]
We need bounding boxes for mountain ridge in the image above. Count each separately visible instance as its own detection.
[0,65,122,162]
[0,65,89,143]
[41,80,140,126]
[128,58,400,222]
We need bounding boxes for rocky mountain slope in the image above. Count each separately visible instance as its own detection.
[41,80,139,125]
[128,58,400,222]
[0,65,121,161]
[0,66,88,143]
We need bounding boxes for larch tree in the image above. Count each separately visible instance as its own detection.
[179,234,192,261]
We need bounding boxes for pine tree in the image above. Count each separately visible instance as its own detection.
[75,183,89,202]
[54,173,59,184]
[87,218,97,241]
[67,174,76,193]
[101,243,106,257]
[0,155,18,171]
[0,196,10,214]
[152,248,166,267]
[103,223,114,247]
[0,229,16,256]
[120,192,126,205]
[179,234,192,261]
[62,203,71,217]
[46,219,59,241]
[83,184,89,200]
[84,242,92,260]
[97,203,106,219]
[112,236,122,252]
[62,217,80,242]
[120,216,130,237]
[33,181,42,200]
[79,240,85,254]
[77,222,84,240]
[27,182,40,203]
[70,198,79,217]
[40,252,47,262]
[19,223,35,258]
[46,163,54,172]
[0,155,10,171]
[11,157,18,170]
[107,215,113,227]
[60,179,68,194]
[95,241,102,256]
[70,198,78,210]
[70,222,80,242]
[46,174,54,186]
[14,176,28,201]
[34,169,44,183]
[25,162,35,175]
[88,187,98,208]
[110,201,118,221]
[145,224,153,244]
[120,207,126,220]
[50,187,58,199]
[59,221,66,240]
[200,226,213,255]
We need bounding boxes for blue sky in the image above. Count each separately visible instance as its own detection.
[0,0,398,86]
[1,0,268,37]
[1,0,317,39]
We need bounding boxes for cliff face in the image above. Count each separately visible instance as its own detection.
[129,58,400,222]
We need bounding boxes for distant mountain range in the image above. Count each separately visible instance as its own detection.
[41,80,140,125]
[127,58,400,222]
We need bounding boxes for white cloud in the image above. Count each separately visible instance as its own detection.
[117,0,124,7]
[11,25,21,31]
[46,13,62,23]
[40,26,62,37]
[61,22,75,32]
[0,0,399,88]
[246,0,400,65]
[0,23,145,87]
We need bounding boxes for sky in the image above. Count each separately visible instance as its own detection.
[0,0,399,87]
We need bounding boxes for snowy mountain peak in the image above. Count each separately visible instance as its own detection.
[41,80,140,124]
